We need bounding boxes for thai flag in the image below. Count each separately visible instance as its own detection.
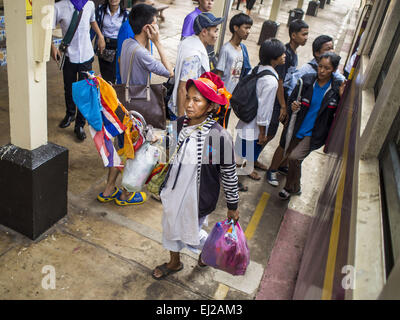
[89,125,123,168]
[100,96,125,137]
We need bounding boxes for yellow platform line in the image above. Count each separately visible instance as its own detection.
[245,192,270,240]
[322,107,354,300]
[213,283,230,300]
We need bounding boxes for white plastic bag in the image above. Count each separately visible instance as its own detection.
[122,142,160,192]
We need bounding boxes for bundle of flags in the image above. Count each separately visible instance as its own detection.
[72,73,143,168]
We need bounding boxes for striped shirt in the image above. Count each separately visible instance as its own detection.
[176,116,239,212]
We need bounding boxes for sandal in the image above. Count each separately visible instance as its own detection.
[254,161,268,171]
[152,263,184,280]
[238,182,248,192]
[97,187,122,203]
[248,171,261,181]
[115,192,147,206]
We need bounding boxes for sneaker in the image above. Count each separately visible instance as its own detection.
[266,170,279,187]
[97,187,122,203]
[278,188,291,200]
[278,166,289,176]
[115,192,147,206]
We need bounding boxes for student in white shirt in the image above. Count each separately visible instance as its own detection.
[235,39,286,181]
[50,0,105,141]
[94,0,129,84]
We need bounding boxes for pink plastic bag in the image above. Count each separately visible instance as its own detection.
[201,219,250,276]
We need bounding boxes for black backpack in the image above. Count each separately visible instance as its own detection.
[231,66,278,123]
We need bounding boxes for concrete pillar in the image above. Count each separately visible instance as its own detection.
[297,0,305,9]
[258,0,281,44]
[212,0,233,55]
[0,0,68,240]
[5,0,48,150]
[269,0,281,22]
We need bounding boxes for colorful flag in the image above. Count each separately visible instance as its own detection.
[89,126,123,168]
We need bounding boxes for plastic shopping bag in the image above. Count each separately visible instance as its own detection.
[121,142,160,192]
[201,219,250,276]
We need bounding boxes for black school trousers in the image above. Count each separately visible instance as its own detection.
[246,0,257,10]
[62,56,93,128]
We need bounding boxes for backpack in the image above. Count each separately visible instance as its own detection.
[231,66,278,123]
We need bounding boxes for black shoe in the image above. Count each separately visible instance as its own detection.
[59,114,75,128]
[74,126,86,141]
[277,166,289,176]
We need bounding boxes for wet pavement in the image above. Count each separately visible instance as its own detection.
[0,0,359,299]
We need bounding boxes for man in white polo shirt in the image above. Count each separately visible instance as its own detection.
[51,0,105,141]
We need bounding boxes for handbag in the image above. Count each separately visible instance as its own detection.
[113,46,167,130]
[97,48,116,63]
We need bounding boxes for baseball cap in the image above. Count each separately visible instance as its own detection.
[193,12,224,35]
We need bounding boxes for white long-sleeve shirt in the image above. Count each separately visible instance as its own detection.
[236,65,279,141]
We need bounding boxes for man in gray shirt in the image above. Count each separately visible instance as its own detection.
[97,4,173,206]
[120,5,173,85]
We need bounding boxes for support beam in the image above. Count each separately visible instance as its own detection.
[213,0,233,56]
[4,0,49,150]
[1,0,68,240]
[269,0,281,22]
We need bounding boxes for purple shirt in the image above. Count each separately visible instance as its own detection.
[181,8,202,38]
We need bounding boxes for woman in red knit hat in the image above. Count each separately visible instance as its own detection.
[152,72,240,280]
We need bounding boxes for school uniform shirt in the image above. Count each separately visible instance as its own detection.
[101,6,125,39]
[216,42,244,94]
[120,39,169,85]
[53,0,96,64]
[236,65,279,141]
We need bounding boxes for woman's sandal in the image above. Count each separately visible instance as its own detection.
[254,161,268,171]
[248,171,261,181]
[152,263,184,280]
[238,182,248,192]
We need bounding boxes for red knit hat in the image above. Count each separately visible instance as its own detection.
[186,72,231,106]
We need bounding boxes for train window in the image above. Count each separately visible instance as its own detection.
[368,1,391,58]
[379,109,400,277]
[374,22,400,99]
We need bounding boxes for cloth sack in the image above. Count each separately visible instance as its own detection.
[72,78,103,131]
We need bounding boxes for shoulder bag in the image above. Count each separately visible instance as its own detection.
[113,45,167,130]
[57,9,83,70]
